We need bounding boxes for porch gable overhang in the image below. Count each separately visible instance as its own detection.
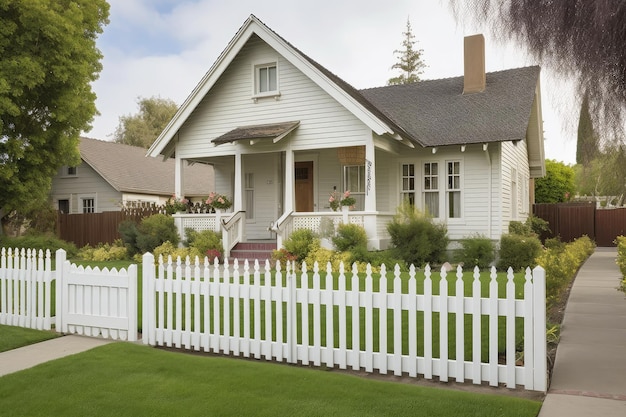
[212,121,300,145]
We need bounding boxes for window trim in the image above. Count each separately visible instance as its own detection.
[252,61,280,100]
[78,194,97,213]
[445,160,463,220]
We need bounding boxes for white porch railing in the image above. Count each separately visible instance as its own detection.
[272,211,395,250]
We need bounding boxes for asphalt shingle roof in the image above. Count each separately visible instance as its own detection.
[360,66,541,147]
[79,137,214,197]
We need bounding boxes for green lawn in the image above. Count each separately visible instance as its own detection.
[0,324,59,352]
[0,342,542,417]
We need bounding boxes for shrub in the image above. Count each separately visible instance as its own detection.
[497,234,542,271]
[332,223,367,252]
[386,202,448,267]
[134,214,179,254]
[455,235,495,269]
[78,240,128,261]
[537,235,595,307]
[118,220,140,256]
[271,248,297,266]
[616,236,626,278]
[184,229,222,256]
[284,229,318,262]
[0,233,78,257]
[153,241,200,262]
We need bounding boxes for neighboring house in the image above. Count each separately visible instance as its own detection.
[147,15,545,255]
[51,137,214,213]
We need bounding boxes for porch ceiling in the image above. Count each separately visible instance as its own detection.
[212,120,300,145]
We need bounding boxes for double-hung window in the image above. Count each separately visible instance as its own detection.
[254,62,278,97]
[446,161,461,218]
[344,165,365,210]
[401,164,416,205]
[82,198,95,213]
[423,162,439,217]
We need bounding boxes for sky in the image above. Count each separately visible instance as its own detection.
[89,0,579,164]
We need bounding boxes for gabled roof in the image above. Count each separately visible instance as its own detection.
[147,14,409,158]
[79,137,213,197]
[360,66,541,147]
[147,15,542,157]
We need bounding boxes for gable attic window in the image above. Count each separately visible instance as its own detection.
[253,62,279,99]
[66,166,77,176]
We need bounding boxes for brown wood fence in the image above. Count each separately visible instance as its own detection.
[57,206,162,248]
[532,203,626,246]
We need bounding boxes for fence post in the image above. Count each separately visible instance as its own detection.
[142,252,155,345]
[532,266,547,392]
[127,264,138,342]
[55,249,66,334]
[287,261,297,364]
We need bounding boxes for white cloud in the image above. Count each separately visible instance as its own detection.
[89,0,578,164]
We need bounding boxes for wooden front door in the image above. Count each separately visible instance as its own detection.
[295,161,314,212]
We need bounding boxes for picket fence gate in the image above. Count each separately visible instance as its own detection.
[0,248,137,341]
[141,253,547,392]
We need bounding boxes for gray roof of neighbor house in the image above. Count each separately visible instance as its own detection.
[360,66,541,147]
[79,137,214,196]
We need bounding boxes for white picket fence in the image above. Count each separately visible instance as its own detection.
[0,248,54,330]
[142,254,547,391]
[0,248,137,341]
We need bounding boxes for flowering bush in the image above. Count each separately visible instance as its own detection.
[329,190,356,211]
[165,195,188,214]
[206,192,232,210]
[206,248,222,262]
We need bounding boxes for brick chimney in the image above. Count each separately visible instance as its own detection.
[463,34,486,94]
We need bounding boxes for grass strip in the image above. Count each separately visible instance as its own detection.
[0,343,541,417]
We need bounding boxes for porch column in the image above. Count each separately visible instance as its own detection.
[234,151,243,212]
[284,148,294,212]
[364,138,376,211]
[175,155,184,198]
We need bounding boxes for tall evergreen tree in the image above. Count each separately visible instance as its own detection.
[576,93,599,165]
[388,18,426,85]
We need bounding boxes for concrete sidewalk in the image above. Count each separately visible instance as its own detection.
[538,247,626,417]
[0,335,111,377]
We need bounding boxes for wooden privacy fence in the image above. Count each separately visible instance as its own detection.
[533,203,626,246]
[57,205,162,247]
[0,248,137,341]
[142,255,547,392]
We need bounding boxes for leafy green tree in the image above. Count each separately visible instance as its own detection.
[388,18,426,85]
[0,0,109,230]
[113,96,178,148]
[535,160,576,203]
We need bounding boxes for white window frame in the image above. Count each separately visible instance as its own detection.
[252,61,280,99]
[79,194,97,213]
[423,161,440,218]
[446,160,462,219]
[343,165,365,210]
[400,163,416,205]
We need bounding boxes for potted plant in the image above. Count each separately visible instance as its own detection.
[340,190,356,211]
[165,195,189,214]
[206,192,232,212]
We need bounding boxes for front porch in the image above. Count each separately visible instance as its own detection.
[173,210,395,261]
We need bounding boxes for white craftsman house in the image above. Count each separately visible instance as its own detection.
[51,137,214,213]
[147,15,545,257]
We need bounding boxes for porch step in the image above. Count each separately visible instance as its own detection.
[228,241,277,265]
